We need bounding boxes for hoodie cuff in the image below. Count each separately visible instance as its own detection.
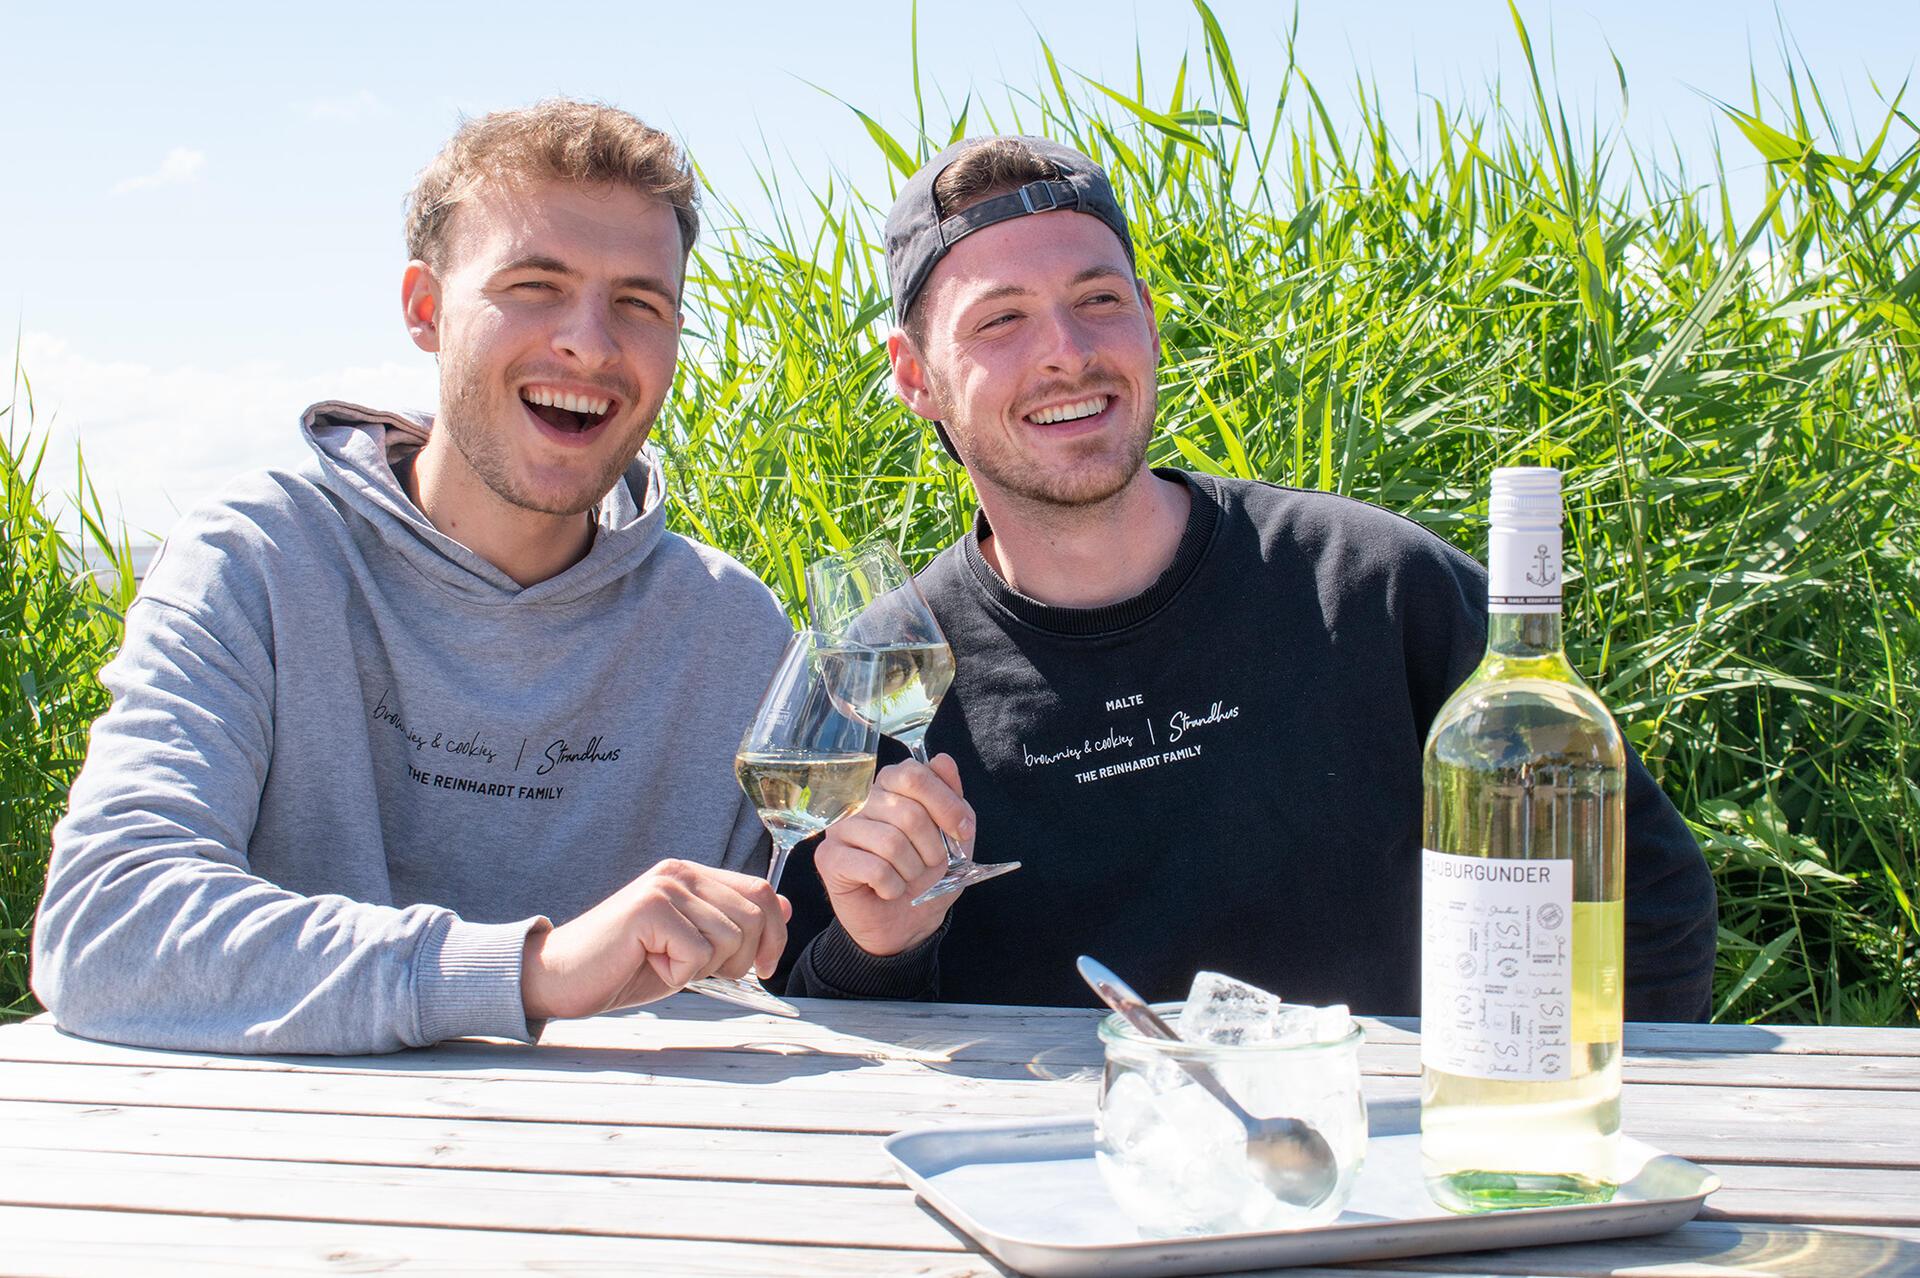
[796,917,947,1000]
[414,916,548,1045]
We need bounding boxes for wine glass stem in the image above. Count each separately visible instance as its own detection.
[903,736,969,873]
[767,835,802,893]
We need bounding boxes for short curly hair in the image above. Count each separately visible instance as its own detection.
[405,99,699,275]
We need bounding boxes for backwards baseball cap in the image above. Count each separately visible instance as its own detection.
[884,135,1135,326]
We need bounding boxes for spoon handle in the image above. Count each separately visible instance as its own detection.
[1075,956,1256,1123]
[1077,956,1180,1039]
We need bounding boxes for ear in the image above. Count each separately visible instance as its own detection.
[402,261,441,354]
[1137,277,1161,361]
[887,329,942,423]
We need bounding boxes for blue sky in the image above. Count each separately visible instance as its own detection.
[3,1,1914,536]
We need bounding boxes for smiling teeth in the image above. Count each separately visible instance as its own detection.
[523,387,612,416]
[1029,396,1108,425]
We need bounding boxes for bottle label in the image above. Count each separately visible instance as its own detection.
[1421,849,1573,1081]
[1487,526,1562,614]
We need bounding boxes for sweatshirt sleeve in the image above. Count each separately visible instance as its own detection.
[787,920,947,1000]
[1403,533,1718,1024]
[32,593,545,1055]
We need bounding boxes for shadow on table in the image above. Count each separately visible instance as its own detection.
[1622,1022,1789,1058]
[574,995,1110,1085]
[1368,1095,1420,1136]
[1433,1219,1920,1277]
[771,997,1106,1085]
[35,1019,880,1086]
[1686,1223,1920,1276]
[536,1039,878,1084]
[1359,1096,1920,1277]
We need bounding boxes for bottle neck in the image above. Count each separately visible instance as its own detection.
[1487,609,1563,658]
[1486,519,1564,658]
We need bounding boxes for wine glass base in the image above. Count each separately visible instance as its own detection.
[911,858,1022,907]
[683,973,801,1018]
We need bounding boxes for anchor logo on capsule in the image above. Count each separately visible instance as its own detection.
[1525,544,1558,587]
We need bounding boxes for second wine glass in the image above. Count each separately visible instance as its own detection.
[807,541,1021,905]
[684,629,878,1016]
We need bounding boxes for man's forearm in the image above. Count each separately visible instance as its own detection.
[34,597,543,1054]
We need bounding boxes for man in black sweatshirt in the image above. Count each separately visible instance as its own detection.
[781,136,1717,1021]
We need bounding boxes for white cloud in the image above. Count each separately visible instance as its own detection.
[303,90,387,123]
[111,147,207,197]
[13,332,439,541]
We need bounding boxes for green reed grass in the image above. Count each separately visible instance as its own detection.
[1,4,1910,1027]
[659,3,1918,1025]
[1,353,138,1021]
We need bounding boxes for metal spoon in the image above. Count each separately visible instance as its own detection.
[1077,955,1340,1210]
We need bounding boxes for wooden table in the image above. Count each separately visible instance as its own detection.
[0,997,1914,1275]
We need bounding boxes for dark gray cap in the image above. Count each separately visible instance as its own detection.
[884,135,1135,325]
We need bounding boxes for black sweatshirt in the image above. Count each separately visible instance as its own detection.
[784,471,1718,1021]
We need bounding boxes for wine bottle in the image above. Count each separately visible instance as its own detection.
[1420,466,1625,1213]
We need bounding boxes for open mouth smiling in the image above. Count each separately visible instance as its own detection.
[521,384,616,433]
[1024,395,1112,426]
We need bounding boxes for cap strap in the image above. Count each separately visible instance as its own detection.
[936,179,1081,247]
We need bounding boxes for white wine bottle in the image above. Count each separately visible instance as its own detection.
[1420,467,1625,1213]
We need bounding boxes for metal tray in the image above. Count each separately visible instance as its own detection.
[884,1100,1717,1277]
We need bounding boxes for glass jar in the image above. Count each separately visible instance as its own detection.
[1095,1004,1367,1236]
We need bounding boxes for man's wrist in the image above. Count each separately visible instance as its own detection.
[856,922,943,959]
[805,916,946,1000]
[836,900,951,958]
[518,919,558,1022]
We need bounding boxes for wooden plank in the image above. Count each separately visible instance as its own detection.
[3,1096,1913,1231]
[2,1204,1919,1278]
[7,1014,1916,1093]
[626,1001,1920,1060]
[0,1018,1103,1086]
[21,1002,1920,1063]
[1346,1017,1920,1060]
[0,1206,1001,1277]
[0,1053,1914,1170]
[0,1099,900,1185]
[0,1057,1102,1131]
[0,1147,966,1252]
[1699,1162,1920,1226]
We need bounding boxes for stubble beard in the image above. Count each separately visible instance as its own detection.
[436,349,649,519]
[930,367,1157,512]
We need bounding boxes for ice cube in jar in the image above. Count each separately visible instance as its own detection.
[1095,976,1366,1236]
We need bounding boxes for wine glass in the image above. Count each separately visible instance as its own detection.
[685,630,879,1016]
[806,540,1021,905]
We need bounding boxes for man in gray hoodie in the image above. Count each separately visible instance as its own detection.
[33,101,794,1054]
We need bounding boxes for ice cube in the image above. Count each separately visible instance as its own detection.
[1260,1002,1353,1046]
[1098,1070,1160,1153]
[1123,1081,1250,1230]
[1179,970,1287,1045]
[1261,1004,1321,1045]
[1313,1003,1353,1043]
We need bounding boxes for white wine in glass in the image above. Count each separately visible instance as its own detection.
[808,541,1020,905]
[734,750,875,848]
[685,630,878,1016]
[814,640,954,746]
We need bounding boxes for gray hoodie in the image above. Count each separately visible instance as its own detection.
[34,402,791,1054]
